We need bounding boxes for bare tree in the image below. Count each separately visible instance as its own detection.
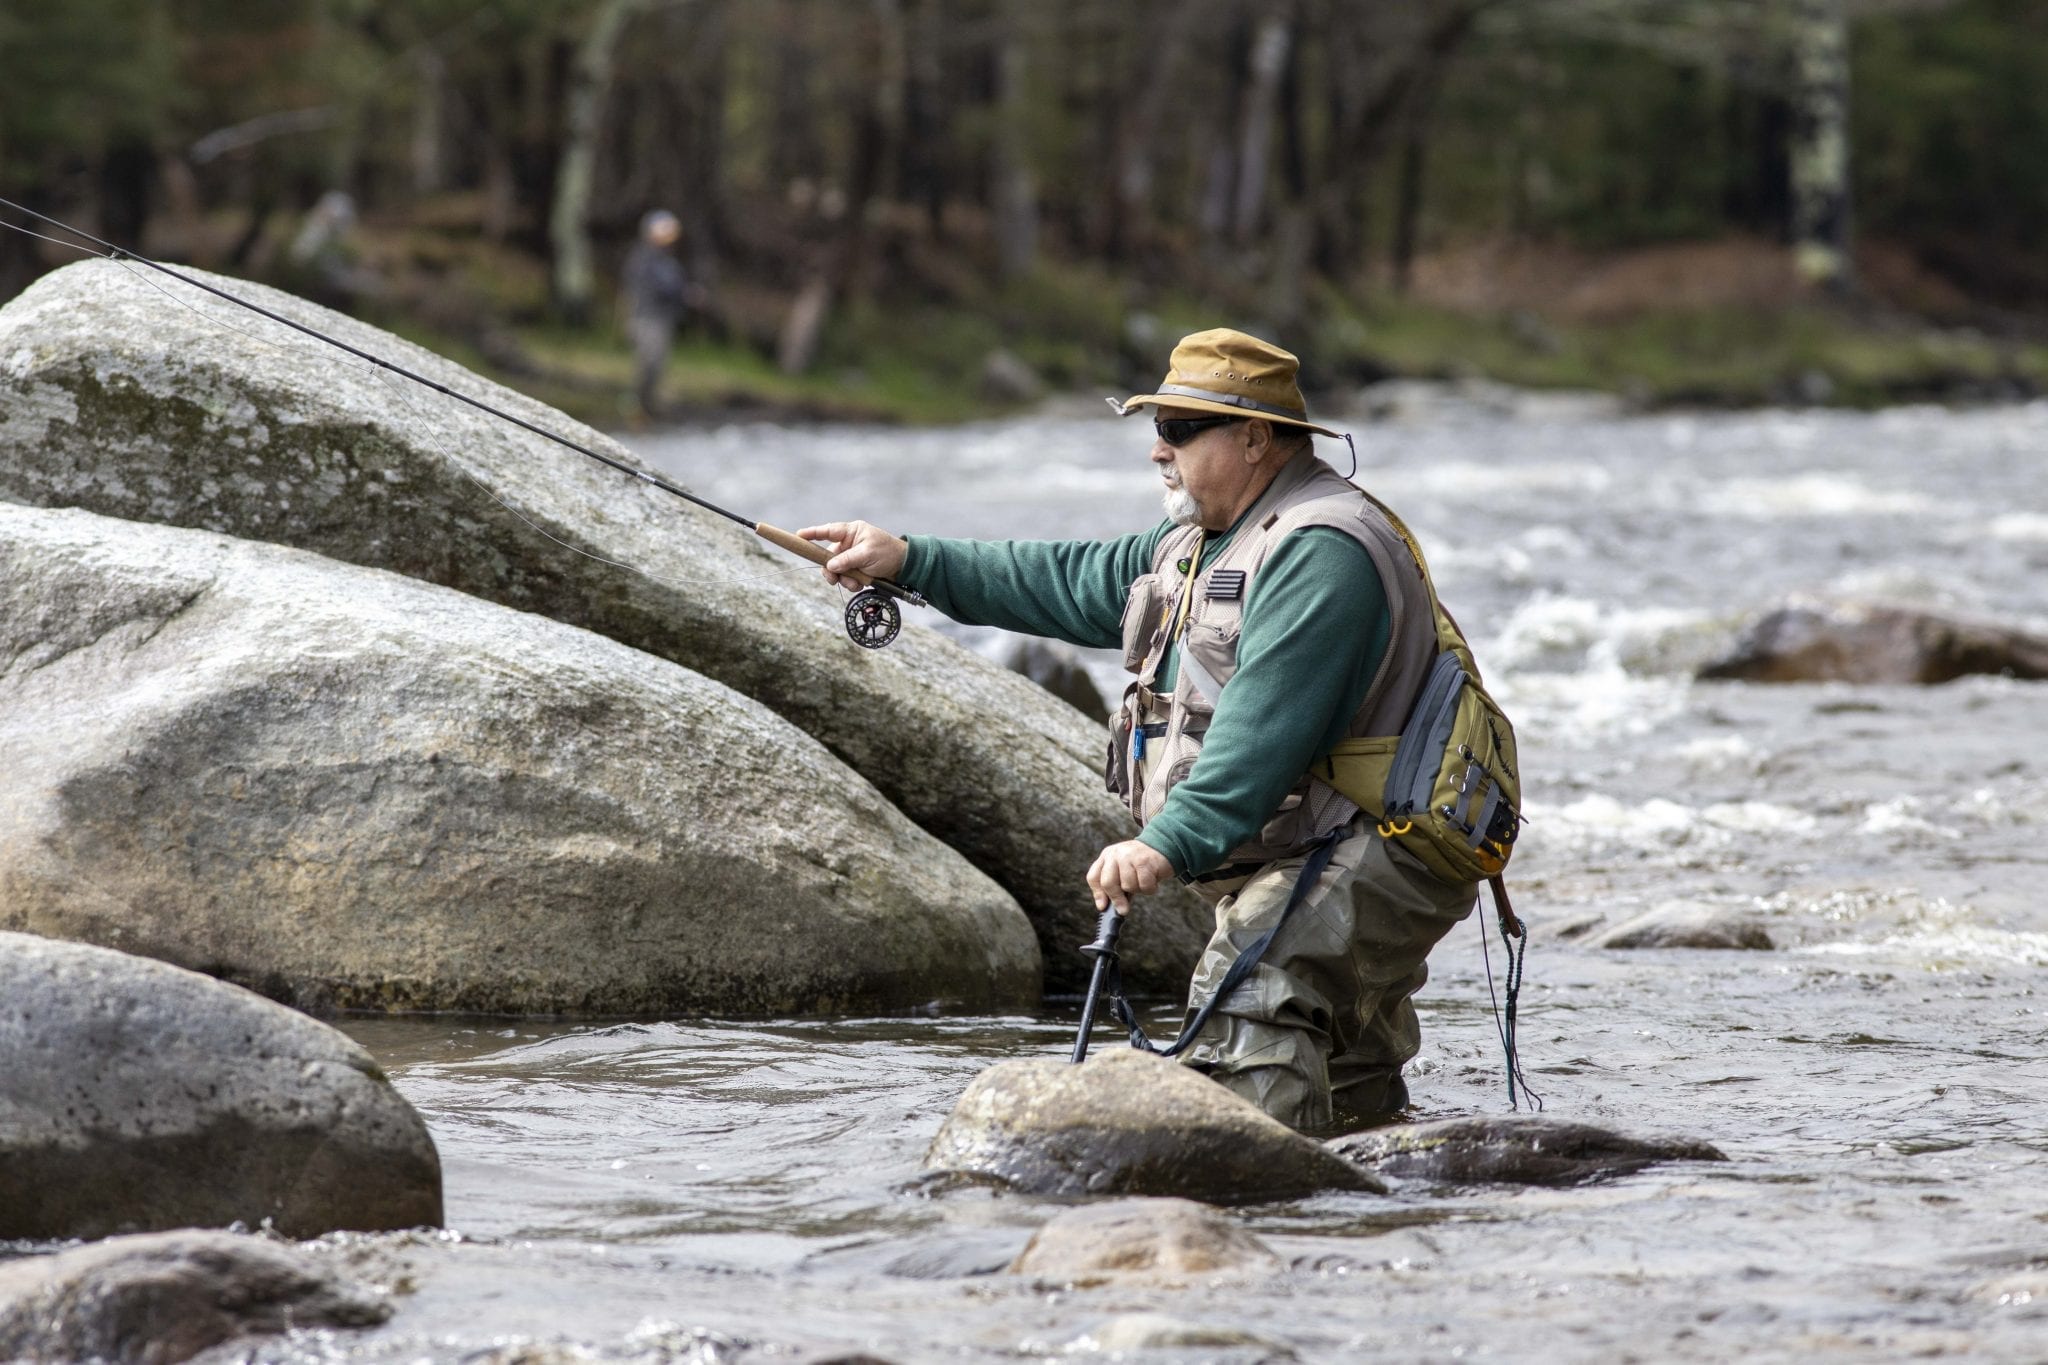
[550,0,657,321]
[1787,0,1851,290]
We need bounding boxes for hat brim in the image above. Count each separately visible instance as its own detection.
[1112,392,1342,440]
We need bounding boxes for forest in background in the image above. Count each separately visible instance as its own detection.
[3,0,2046,422]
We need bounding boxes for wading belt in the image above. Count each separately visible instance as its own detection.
[1104,829,1343,1059]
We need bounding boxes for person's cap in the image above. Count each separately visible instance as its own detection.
[1107,328,1340,438]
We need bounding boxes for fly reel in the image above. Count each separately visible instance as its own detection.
[845,587,902,649]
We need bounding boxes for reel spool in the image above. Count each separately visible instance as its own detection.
[845,587,902,649]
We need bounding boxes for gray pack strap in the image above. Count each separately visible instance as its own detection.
[1179,646,1227,707]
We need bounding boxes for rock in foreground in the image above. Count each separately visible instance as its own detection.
[0,259,1212,994]
[922,1048,1384,1203]
[1699,599,2048,684]
[0,933,440,1240]
[0,504,1037,1015]
[0,1231,388,1365]
[1008,1199,1281,1285]
[1589,901,1774,951]
[1331,1115,1726,1187]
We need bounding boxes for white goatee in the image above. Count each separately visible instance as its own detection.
[1161,467,1200,526]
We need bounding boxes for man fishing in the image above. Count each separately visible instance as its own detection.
[800,329,1485,1134]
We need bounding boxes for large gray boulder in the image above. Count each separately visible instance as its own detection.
[0,503,1038,1014]
[0,259,1210,992]
[921,1048,1383,1203]
[1330,1115,1726,1187]
[1699,598,2048,684]
[0,934,440,1239]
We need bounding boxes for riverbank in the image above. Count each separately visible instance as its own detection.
[358,234,2048,430]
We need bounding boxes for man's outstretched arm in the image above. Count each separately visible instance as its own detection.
[800,519,1169,648]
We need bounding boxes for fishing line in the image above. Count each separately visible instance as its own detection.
[0,198,922,644]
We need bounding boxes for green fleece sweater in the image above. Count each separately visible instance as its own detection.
[900,508,1390,877]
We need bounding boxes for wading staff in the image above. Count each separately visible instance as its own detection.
[1068,907,1125,1063]
[0,195,924,649]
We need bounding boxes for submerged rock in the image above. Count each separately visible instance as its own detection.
[1008,1199,1281,1285]
[1076,1313,1292,1355]
[0,259,1211,993]
[0,933,440,1239]
[0,1231,389,1365]
[0,504,1038,1015]
[1699,599,2048,684]
[921,1048,1384,1203]
[1331,1115,1726,1186]
[1589,901,1775,951]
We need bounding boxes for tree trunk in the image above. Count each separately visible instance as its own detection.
[99,137,156,251]
[550,0,652,322]
[1106,0,1191,262]
[900,0,949,237]
[411,47,448,196]
[1391,108,1429,295]
[1313,1,1481,285]
[1231,7,1294,245]
[768,0,820,187]
[991,0,1038,282]
[1788,0,1851,292]
[1199,4,1253,251]
[1263,9,1314,329]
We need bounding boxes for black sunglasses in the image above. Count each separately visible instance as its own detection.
[1154,415,1242,447]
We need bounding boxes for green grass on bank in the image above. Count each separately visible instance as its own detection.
[383,257,2048,431]
[1319,293,2048,409]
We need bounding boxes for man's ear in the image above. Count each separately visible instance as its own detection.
[1244,418,1272,463]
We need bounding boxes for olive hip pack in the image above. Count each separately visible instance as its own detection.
[1314,498,1522,885]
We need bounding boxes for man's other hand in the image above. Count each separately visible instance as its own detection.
[796,520,908,590]
[1087,840,1175,915]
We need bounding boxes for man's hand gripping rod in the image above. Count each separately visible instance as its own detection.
[753,524,926,650]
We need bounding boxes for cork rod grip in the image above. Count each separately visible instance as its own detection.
[755,522,872,586]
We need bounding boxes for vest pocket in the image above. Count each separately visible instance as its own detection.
[1120,573,1167,672]
[1104,683,1139,796]
[1181,620,1240,700]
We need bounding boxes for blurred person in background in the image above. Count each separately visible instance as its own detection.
[620,209,700,421]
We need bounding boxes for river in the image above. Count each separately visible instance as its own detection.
[271,395,2044,1362]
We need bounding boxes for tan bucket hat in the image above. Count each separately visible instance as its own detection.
[1108,327,1342,438]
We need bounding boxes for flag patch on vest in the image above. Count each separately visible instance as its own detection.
[1206,570,1246,600]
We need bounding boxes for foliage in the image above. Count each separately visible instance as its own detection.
[2,0,2045,415]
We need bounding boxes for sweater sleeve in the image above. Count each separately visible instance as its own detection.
[1136,528,1391,877]
[898,525,1170,648]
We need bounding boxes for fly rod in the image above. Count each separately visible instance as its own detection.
[0,195,922,648]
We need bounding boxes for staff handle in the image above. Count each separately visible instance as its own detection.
[755,522,873,589]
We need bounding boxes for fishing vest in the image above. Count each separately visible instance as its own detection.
[1105,452,1442,868]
